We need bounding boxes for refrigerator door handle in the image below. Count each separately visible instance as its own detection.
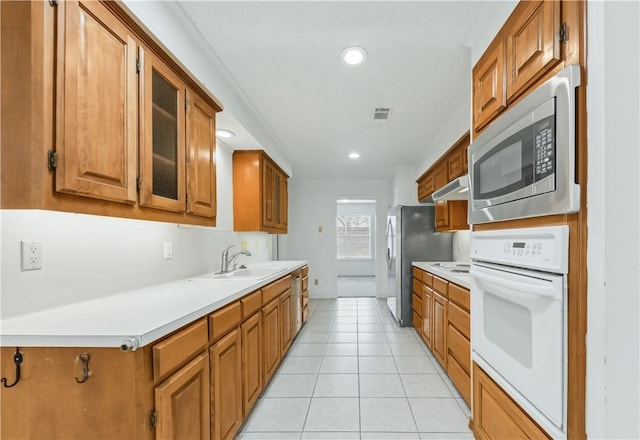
[386,247,392,270]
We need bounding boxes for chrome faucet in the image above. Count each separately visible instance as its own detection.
[220,245,252,273]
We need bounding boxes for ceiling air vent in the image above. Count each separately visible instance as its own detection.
[372,107,392,121]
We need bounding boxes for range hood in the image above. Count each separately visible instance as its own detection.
[428,175,469,202]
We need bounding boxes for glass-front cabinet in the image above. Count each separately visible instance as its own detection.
[140,48,186,212]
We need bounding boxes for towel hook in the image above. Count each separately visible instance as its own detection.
[1,348,23,388]
[75,352,91,384]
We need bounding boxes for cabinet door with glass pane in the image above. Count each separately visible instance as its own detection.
[139,47,186,212]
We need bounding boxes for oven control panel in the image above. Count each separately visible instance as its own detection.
[470,225,569,274]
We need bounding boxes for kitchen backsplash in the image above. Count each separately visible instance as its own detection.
[0,210,271,319]
[453,230,471,262]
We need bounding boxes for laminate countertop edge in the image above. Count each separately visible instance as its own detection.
[0,260,308,349]
[412,261,471,289]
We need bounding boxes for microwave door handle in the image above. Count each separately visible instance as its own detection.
[469,269,556,301]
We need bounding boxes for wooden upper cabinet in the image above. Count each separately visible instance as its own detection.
[473,0,566,133]
[505,0,561,102]
[55,0,137,204]
[233,150,289,233]
[447,149,464,181]
[434,162,448,190]
[139,48,186,212]
[186,90,217,219]
[417,171,435,202]
[262,160,276,229]
[472,37,506,133]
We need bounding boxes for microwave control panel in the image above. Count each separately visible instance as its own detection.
[534,114,555,180]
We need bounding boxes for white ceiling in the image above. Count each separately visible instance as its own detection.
[177,1,501,180]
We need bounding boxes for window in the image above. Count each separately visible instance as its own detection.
[337,214,372,259]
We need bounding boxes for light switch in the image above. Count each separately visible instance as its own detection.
[318,226,323,233]
[163,241,173,259]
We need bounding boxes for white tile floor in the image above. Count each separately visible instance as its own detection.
[238,298,473,440]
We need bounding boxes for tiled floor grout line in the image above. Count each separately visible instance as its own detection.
[243,299,471,439]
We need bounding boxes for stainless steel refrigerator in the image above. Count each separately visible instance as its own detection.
[386,205,453,326]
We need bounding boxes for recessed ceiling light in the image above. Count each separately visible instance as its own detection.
[340,46,367,67]
[215,129,235,139]
[349,152,360,159]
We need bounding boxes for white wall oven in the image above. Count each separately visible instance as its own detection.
[470,226,569,439]
[469,65,581,224]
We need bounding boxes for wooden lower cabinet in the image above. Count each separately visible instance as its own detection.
[262,297,281,383]
[241,311,263,415]
[210,328,243,440]
[280,290,293,356]
[156,352,210,440]
[446,291,471,406]
[472,362,551,440]
[413,268,471,407]
[432,290,448,368]
[0,347,155,440]
[0,272,306,440]
[422,285,433,349]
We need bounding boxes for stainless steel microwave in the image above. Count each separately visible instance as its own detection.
[469,65,581,224]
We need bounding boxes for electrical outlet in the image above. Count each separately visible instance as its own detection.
[163,241,173,259]
[318,226,323,233]
[21,241,43,271]
[314,278,319,286]
[240,241,248,251]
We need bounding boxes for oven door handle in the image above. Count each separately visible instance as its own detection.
[470,269,556,299]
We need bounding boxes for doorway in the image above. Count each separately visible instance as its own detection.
[336,199,376,297]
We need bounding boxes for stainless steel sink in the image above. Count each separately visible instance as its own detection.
[190,266,287,281]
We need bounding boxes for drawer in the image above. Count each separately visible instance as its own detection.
[448,301,470,339]
[447,321,470,373]
[412,292,422,315]
[433,275,448,296]
[412,267,423,282]
[263,275,292,304]
[423,272,433,287]
[413,311,422,331]
[302,276,308,292]
[447,353,471,405]
[412,278,423,295]
[209,301,242,342]
[152,318,208,382]
[302,294,309,308]
[448,282,470,311]
[302,265,309,277]
[302,304,309,324]
[241,290,262,319]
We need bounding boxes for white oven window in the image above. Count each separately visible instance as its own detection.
[479,141,522,194]
[483,291,533,368]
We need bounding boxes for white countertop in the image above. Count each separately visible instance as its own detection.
[0,261,307,349]
[412,261,471,289]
